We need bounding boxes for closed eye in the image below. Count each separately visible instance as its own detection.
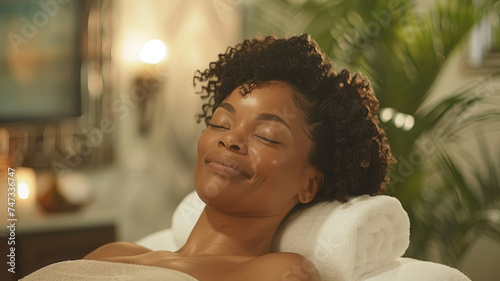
[256,135,281,145]
[207,122,228,129]
[208,122,280,144]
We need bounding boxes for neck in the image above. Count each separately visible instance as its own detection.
[176,205,288,257]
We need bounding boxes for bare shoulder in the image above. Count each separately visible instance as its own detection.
[83,241,152,260]
[247,252,321,281]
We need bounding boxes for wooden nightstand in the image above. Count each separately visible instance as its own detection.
[0,207,116,280]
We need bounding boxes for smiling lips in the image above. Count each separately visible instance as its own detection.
[205,155,252,179]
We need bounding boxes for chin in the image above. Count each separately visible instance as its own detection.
[195,173,229,202]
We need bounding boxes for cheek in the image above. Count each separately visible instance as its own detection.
[250,146,280,170]
[250,145,302,177]
[197,134,205,155]
[195,132,212,176]
[197,131,212,156]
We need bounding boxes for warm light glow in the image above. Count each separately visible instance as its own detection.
[381,108,415,131]
[380,108,394,123]
[394,113,406,128]
[14,167,37,216]
[139,39,168,64]
[403,115,415,131]
[18,182,29,199]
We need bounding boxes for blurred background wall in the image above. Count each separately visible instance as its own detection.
[0,0,499,280]
[110,0,241,243]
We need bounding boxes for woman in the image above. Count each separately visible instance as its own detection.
[29,34,394,281]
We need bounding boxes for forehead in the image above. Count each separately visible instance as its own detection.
[222,81,303,123]
[219,81,313,154]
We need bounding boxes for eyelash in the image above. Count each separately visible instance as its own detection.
[207,122,281,145]
[207,122,227,129]
[257,136,281,145]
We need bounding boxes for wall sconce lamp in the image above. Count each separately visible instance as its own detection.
[139,39,168,64]
[136,39,169,134]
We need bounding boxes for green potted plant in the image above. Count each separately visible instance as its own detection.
[243,0,500,266]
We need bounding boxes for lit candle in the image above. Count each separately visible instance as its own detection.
[16,167,37,217]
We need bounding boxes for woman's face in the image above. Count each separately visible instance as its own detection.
[195,81,322,216]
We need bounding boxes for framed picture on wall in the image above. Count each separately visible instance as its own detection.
[0,0,83,124]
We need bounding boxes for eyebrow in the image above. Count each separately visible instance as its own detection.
[218,102,292,133]
[219,102,235,114]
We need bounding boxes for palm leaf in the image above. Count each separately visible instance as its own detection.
[416,135,500,265]
[243,0,500,265]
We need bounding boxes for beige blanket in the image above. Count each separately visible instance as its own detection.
[21,260,199,281]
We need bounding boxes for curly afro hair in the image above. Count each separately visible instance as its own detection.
[193,33,395,204]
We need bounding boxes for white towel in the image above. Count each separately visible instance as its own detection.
[20,260,199,281]
[170,192,410,281]
[171,191,206,248]
[359,258,471,281]
[271,195,410,281]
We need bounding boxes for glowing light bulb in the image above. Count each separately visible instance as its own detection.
[18,182,29,199]
[139,39,168,64]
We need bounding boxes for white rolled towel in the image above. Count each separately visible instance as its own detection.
[271,194,410,281]
[170,192,410,281]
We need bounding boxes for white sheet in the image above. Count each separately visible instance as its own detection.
[20,260,199,281]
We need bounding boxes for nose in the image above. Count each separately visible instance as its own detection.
[218,131,248,154]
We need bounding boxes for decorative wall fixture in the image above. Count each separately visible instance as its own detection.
[0,0,114,173]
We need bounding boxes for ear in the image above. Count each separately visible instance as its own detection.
[298,169,324,204]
